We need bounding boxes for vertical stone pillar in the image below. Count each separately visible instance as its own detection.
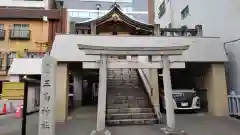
[152,23,161,118]
[96,55,107,131]
[70,21,76,34]
[162,56,175,129]
[73,74,82,107]
[149,68,160,117]
[204,63,228,116]
[55,63,69,122]
[154,24,160,36]
[91,22,96,35]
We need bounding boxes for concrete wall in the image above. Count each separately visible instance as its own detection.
[51,35,228,63]
[55,63,69,122]
[204,63,228,116]
[224,39,240,94]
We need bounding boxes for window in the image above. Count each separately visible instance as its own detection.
[0,24,4,39]
[13,24,29,30]
[0,24,3,29]
[158,1,166,19]
[10,24,30,39]
[7,52,16,68]
[181,5,189,20]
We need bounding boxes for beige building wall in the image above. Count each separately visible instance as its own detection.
[0,19,48,52]
[55,63,69,122]
[0,19,49,77]
[204,63,228,116]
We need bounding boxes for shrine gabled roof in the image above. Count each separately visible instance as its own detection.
[77,3,153,31]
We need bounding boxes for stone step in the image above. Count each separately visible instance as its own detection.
[108,74,137,76]
[107,76,138,78]
[107,103,151,109]
[107,84,139,86]
[107,85,141,87]
[107,73,137,75]
[107,102,151,107]
[107,80,138,82]
[107,83,139,85]
[107,87,140,90]
[107,72,137,74]
[106,118,158,126]
[107,73,138,75]
[107,93,143,96]
[107,103,129,109]
[107,108,153,114]
[107,87,143,90]
[107,92,145,96]
[107,79,138,81]
[108,82,138,84]
[106,113,156,120]
[108,69,136,71]
[107,96,147,101]
[107,93,147,97]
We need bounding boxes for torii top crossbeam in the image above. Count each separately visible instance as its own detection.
[77,44,189,56]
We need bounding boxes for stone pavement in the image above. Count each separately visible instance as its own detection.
[175,113,240,135]
[1,107,240,135]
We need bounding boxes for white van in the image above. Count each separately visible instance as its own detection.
[161,89,201,110]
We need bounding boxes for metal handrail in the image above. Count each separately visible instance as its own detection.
[138,68,162,121]
[139,68,153,96]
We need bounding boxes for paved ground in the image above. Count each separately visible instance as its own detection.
[1,107,240,135]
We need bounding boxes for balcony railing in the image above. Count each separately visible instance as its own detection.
[9,29,31,40]
[0,29,5,40]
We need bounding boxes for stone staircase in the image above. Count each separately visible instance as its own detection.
[106,69,158,126]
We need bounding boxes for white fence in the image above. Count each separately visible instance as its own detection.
[228,92,240,117]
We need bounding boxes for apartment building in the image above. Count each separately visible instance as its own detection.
[57,0,149,23]
[0,6,67,81]
[154,0,240,41]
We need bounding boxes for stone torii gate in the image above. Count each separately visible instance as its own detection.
[77,44,189,135]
